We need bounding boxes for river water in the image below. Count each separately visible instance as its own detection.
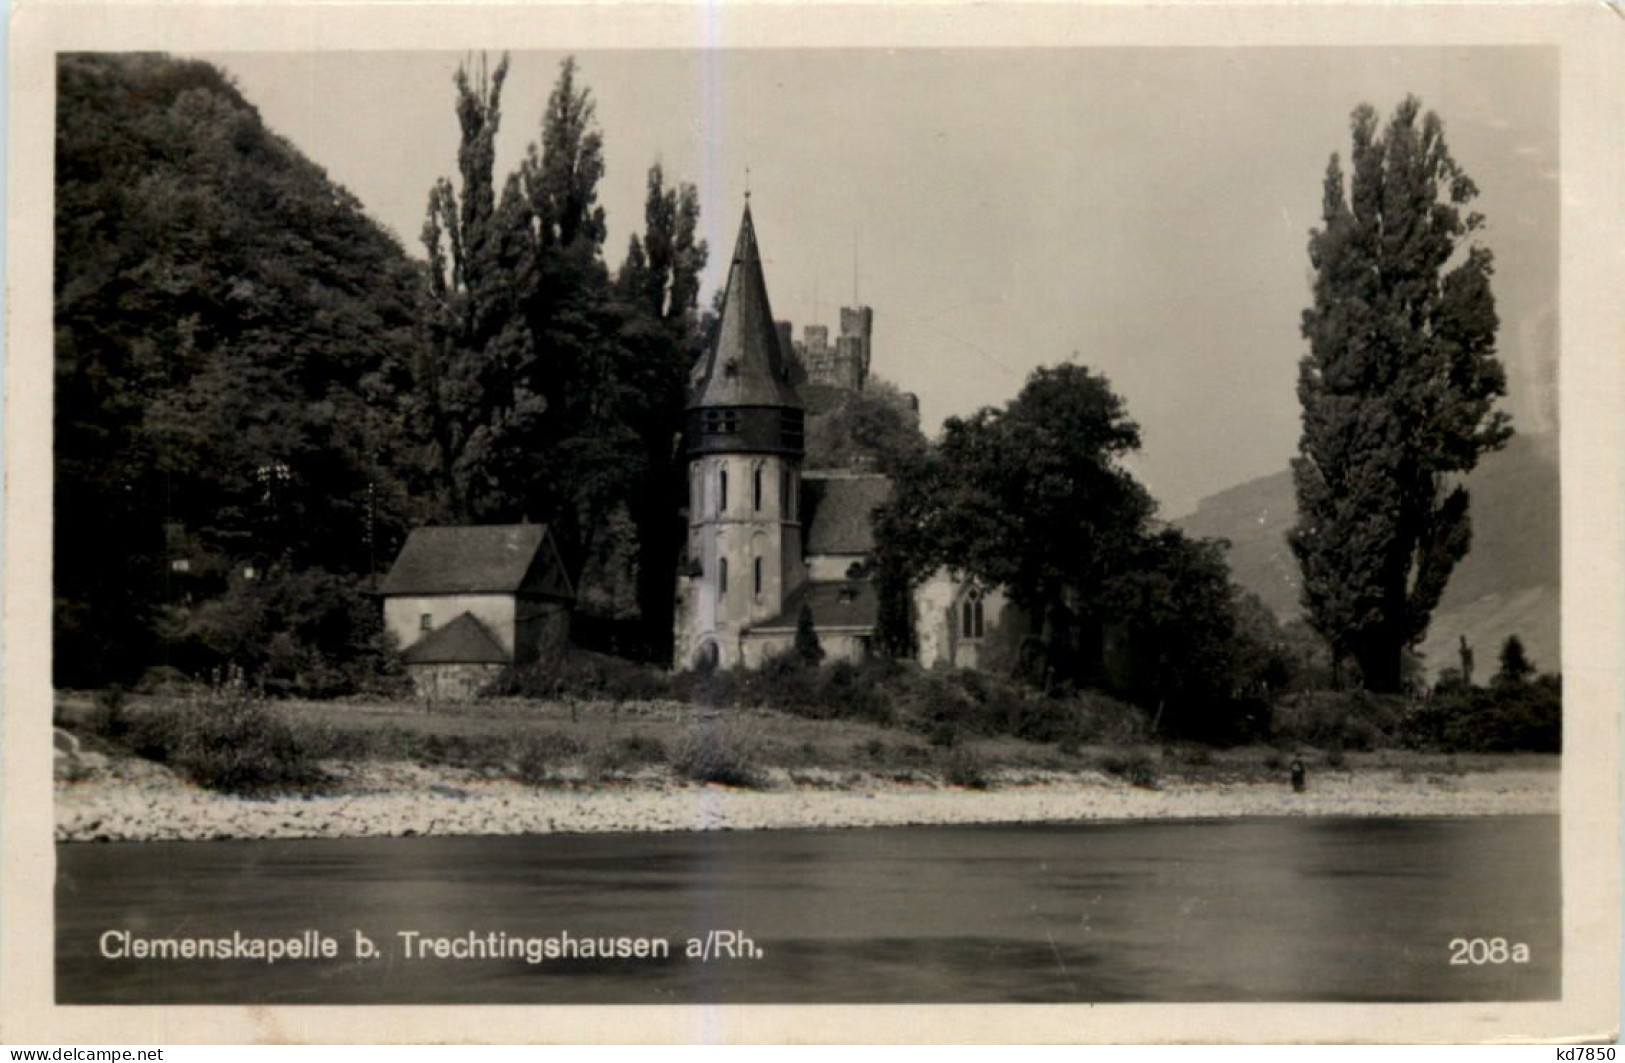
[56,816,1559,1003]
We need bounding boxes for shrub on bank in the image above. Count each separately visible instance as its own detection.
[494,650,679,703]
[1270,691,1407,751]
[711,655,895,725]
[492,646,1149,752]
[893,667,1147,747]
[115,673,325,795]
[1407,674,1561,753]
[1101,749,1160,788]
[670,721,763,788]
[587,734,669,781]
[1266,676,1562,754]
[512,730,587,785]
[174,569,407,699]
[941,746,990,789]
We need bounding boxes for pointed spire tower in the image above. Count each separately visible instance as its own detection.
[685,201,803,434]
[675,202,807,670]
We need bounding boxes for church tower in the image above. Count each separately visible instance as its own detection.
[674,202,806,670]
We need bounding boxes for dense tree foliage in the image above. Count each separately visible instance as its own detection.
[1101,530,1240,730]
[803,377,929,475]
[59,55,1542,748]
[55,53,429,688]
[55,51,710,688]
[874,364,1256,729]
[417,55,706,659]
[1289,97,1512,693]
[1495,633,1533,686]
[877,365,1149,683]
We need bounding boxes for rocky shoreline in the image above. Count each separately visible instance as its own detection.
[55,751,1559,844]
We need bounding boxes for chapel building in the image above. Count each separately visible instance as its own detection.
[673,202,1022,672]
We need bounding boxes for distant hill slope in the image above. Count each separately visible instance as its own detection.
[1175,433,1559,677]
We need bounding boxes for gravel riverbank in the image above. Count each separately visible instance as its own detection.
[55,746,1558,843]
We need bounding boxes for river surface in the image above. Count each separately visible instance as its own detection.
[56,816,1559,1003]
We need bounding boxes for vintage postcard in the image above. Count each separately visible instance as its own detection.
[4,1,1621,1045]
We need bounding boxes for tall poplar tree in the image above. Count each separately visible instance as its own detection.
[614,164,709,656]
[1289,97,1511,693]
[874,364,1153,687]
[418,53,537,522]
[419,55,709,650]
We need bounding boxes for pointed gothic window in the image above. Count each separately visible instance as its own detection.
[961,588,985,640]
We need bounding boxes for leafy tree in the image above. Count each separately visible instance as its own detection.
[613,164,709,657]
[1101,529,1251,737]
[876,364,1153,687]
[417,53,538,523]
[876,363,1262,729]
[522,57,606,254]
[794,604,826,665]
[1496,633,1533,685]
[1289,97,1512,693]
[419,57,707,656]
[804,377,929,474]
[1227,591,1299,698]
[618,163,706,323]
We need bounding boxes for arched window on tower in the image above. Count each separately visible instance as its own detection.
[961,588,985,640]
[719,557,728,596]
[753,465,764,511]
[754,556,763,598]
[718,467,729,515]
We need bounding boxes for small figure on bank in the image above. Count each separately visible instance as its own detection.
[1290,757,1307,793]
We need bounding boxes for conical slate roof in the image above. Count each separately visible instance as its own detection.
[689,203,801,411]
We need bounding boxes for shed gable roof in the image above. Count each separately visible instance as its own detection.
[381,524,573,598]
[401,611,509,665]
[803,474,893,556]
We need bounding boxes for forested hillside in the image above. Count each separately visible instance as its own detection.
[54,52,709,689]
[55,53,431,688]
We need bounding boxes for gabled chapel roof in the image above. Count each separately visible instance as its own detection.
[803,473,893,556]
[751,580,879,634]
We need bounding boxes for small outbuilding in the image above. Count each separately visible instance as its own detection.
[380,524,574,699]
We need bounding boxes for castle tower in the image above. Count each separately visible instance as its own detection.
[837,305,873,390]
[674,203,806,670]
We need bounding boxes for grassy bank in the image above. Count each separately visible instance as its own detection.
[54,687,1551,799]
[53,684,1558,843]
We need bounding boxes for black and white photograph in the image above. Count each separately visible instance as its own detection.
[5,1,1621,1046]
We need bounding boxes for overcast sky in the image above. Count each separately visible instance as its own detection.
[198,48,1558,518]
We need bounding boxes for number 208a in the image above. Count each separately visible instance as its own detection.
[1450,937,1531,965]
